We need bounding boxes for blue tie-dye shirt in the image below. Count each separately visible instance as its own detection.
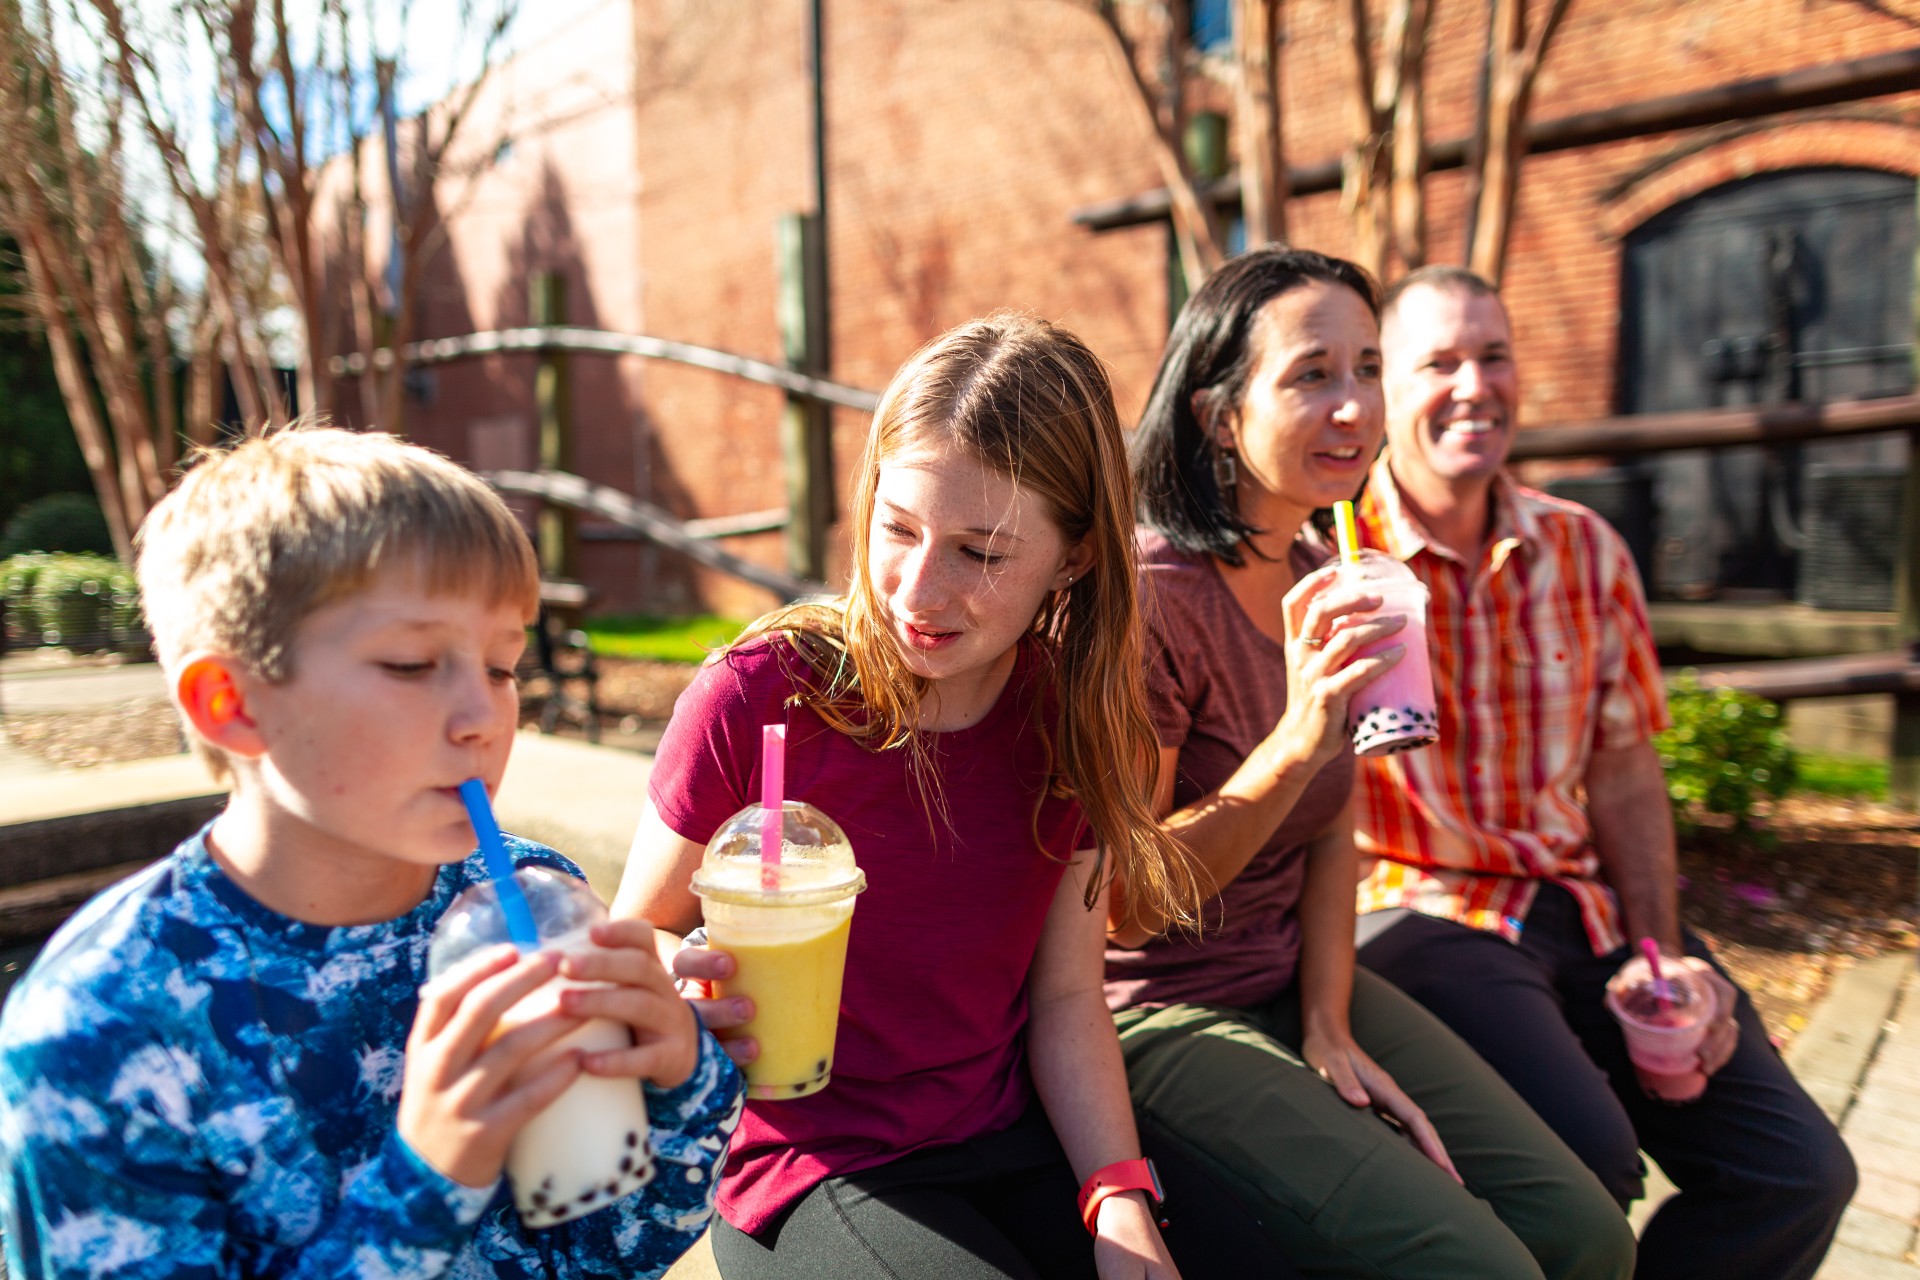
[0,829,742,1279]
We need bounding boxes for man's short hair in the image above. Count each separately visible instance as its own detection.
[137,424,540,685]
[1380,264,1502,334]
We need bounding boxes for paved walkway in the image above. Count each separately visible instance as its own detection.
[0,657,1912,1277]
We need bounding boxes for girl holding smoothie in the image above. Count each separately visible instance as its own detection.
[1110,247,1635,1280]
[615,315,1196,1279]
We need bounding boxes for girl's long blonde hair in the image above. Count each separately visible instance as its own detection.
[734,314,1200,929]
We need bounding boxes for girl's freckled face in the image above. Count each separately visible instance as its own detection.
[869,444,1073,696]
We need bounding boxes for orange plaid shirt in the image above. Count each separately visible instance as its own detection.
[1352,455,1671,956]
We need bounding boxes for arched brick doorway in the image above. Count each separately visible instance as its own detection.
[1616,166,1916,603]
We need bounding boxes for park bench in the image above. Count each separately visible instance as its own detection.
[520,579,603,742]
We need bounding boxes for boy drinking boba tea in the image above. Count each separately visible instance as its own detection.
[0,427,742,1279]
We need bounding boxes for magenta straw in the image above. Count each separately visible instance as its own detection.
[1640,937,1676,1012]
[760,724,786,892]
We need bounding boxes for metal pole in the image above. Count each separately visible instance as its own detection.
[531,272,575,584]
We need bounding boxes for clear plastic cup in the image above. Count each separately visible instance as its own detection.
[1605,954,1712,1104]
[692,800,865,1101]
[427,867,654,1226]
[1336,550,1439,757]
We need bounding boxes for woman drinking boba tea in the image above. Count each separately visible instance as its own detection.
[615,315,1197,1279]
[1108,247,1635,1280]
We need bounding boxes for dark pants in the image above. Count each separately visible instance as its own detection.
[710,1103,1288,1280]
[1358,886,1857,1280]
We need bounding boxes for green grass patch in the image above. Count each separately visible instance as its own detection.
[1789,751,1888,801]
[582,614,750,664]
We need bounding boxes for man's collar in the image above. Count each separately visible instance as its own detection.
[1365,452,1538,566]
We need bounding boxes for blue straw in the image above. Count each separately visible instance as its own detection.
[459,778,541,951]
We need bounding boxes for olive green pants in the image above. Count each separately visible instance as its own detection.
[1116,968,1636,1280]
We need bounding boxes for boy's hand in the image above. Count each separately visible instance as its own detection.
[556,918,703,1090]
[399,946,587,1189]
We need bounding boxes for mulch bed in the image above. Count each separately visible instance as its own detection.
[1676,798,1919,1048]
[8,657,1915,1048]
[2,700,185,769]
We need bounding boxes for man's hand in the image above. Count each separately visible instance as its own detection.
[398,946,586,1188]
[557,918,706,1090]
[1682,957,1741,1077]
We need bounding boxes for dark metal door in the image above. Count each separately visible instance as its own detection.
[1617,166,1916,601]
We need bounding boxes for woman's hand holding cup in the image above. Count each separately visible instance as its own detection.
[1275,565,1407,769]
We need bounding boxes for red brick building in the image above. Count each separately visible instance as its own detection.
[378,0,1920,621]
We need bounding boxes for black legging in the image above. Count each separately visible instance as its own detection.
[710,1103,1296,1279]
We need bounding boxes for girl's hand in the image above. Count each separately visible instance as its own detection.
[1093,1191,1182,1279]
[398,946,587,1188]
[670,932,758,1068]
[1302,1028,1460,1184]
[1274,566,1407,770]
[555,918,702,1090]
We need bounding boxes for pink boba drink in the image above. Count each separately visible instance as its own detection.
[1605,954,1712,1103]
[1337,550,1439,757]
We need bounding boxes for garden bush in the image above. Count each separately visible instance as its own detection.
[0,491,114,558]
[1655,673,1795,831]
[0,552,141,652]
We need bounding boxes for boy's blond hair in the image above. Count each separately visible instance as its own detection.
[137,427,541,775]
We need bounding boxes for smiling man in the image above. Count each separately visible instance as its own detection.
[1349,266,1854,1280]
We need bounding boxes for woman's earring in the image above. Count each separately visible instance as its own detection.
[1213,447,1239,494]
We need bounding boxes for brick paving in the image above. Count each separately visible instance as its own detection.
[1816,957,1920,1279]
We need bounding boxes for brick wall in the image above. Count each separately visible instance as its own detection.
[378,0,1920,616]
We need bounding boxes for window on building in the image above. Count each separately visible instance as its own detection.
[1191,0,1231,55]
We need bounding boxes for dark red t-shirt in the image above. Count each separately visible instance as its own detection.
[1103,530,1356,1011]
[648,635,1086,1234]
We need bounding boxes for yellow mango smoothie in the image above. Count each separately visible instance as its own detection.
[693,799,865,1100]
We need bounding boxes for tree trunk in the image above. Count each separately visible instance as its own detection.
[15,228,135,561]
[1388,0,1432,270]
[1234,0,1286,247]
[1467,0,1571,284]
[1339,0,1391,278]
[1088,0,1224,284]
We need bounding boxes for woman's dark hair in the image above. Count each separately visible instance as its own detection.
[1132,246,1380,566]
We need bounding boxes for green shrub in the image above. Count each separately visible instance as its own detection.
[1655,673,1795,831]
[0,492,114,558]
[1,551,140,652]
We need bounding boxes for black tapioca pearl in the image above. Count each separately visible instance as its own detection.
[606,1181,621,1196]
[531,1190,550,1209]
[816,1059,829,1076]
[578,1188,599,1205]
[619,1154,634,1173]
[625,1130,640,1148]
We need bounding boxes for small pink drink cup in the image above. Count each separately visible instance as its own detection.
[1605,954,1712,1103]
[1337,551,1439,757]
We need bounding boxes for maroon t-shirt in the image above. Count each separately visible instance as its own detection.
[649,636,1086,1235]
[1104,530,1356,1011]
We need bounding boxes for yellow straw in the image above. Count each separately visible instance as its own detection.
[1333,500,1362,564]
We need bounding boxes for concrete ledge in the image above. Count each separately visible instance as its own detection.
[0,753,223,828]
[0,794,226,886]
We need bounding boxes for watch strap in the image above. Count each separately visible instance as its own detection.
[1077,1157,1165,1236]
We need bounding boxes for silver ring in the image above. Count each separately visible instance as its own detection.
[1302,636,1326,649]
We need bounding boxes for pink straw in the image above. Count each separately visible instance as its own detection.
[760,724,786,892]
[1640,937,1675,1012]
